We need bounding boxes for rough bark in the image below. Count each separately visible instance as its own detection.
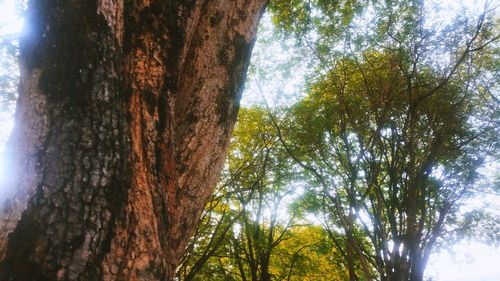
[0,0,266,280]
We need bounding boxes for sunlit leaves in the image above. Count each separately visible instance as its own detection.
[271,226,349,280]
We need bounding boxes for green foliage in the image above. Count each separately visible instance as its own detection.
[179,108,351,281]
[281,2,499,276]
[268,0,367,66]
[269,0,365,38]
[271,226,349,281]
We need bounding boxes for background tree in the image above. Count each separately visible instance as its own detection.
[179,107,350,281]
[181,107,299,281]
[177,189,242,281]
[0,1,267,280]
[271,1,499,280]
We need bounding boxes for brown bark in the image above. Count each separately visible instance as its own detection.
[0,0,266,280]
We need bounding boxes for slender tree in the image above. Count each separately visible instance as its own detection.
[209,107,298,281]
[0,1,267,280]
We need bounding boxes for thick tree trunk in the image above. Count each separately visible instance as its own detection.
[0,0,266,280]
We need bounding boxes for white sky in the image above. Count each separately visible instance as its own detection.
[0,1,498,280]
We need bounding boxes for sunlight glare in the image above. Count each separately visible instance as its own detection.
[0,0,23,36]
[426,241,500,281]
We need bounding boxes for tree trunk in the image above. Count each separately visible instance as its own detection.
[0,0,266,280]
[260,255,271,281]
[409,257,425,281]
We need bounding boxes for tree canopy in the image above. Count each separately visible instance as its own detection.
[0,0,498,280]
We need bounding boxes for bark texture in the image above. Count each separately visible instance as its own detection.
[0,0,266,280]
